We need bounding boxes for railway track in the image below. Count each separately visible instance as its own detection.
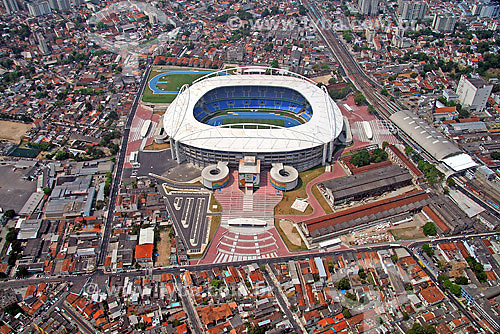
[302,0,402,120]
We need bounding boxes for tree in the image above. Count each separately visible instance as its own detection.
[358,268,367,280]
[16,266,28,278]
[382,141,389,149]
[336,277,351,290]
[270,60,279,68]
[345,292,356,301]
[380,88,389,96]
[458,109,470,119]
[350,149,370,167]
[367,105,376,114]
[455,276,469,285]
[444,279,462,296]
[4,209,15,219]
[423,222,437,236]
[491,151,500,160]
[354,91,366,105]
[298,5,307,15]
[422,244,434,256]
[210,280,222,289]
[466,256,487,282]
[342,30,353,43]
[405,146,414,156]
[437,273,449,283]
[370,148,388,163]
[446,177,456,187]
[342,308,352,318]
[5,228,17,243]
[408,323,436,334]
[43,187,52,196]
[55,150,70,160]
[4,303,24,316]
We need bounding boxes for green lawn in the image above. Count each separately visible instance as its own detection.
[142,70,210,104]
[222,117,285,127]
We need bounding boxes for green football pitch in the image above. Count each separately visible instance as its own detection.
[221,117,285,128]
[142,70,210,104]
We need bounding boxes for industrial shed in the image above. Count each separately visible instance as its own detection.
[390,110,477,171]
[321,165,412,204]
[390,110,460,161]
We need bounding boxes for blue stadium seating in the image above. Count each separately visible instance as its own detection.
[193,86,313,123]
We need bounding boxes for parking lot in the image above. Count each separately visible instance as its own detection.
[0,165,37,212]
[165,192,209,253]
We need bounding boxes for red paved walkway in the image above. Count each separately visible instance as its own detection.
[123,105,160,169]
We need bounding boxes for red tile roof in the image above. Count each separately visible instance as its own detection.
[134,244,154,260]
[305,190,429,232]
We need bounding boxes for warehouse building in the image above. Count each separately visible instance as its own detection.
[390,110,477,172]
[302,190,430,243]
[321,165,413,204]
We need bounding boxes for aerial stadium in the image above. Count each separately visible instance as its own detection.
[162,67,344,172]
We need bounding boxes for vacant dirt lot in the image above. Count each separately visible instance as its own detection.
[155,229,171,266]
[0,121,32,142]
[279,219,302,246]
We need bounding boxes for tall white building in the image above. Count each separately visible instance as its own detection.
[57,0,71,10]
[397,0,427,21]
[358,0,379,16]
[48,0,70,11]
[36,32,50,55]
[456,76,493,112]
[472,0,500,18]
[27,1,51,17]
[3,0,20,14]
[432,14,457,32]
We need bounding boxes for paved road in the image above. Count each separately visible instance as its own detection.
[3,231,499,289]
[97,63,152,266]
[149,174,205,191]
[263,268,304,333]
[60,300,95,334]
[174,275,202,334]
[407,244,486,331]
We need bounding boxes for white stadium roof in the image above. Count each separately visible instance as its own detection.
[163,72,343,153]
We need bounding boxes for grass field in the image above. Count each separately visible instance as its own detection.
[209,194,222,213]
[222,118,285,127]
[208,216,220,243]
[274,165,326,216]
[311,184,333,214]
[142,70,210,104]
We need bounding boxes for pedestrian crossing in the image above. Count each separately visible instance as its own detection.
[352,120,399,146]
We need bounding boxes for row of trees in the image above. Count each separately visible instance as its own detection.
[350,148,388,168]
[405,146,444,185]
[466,256,488,283]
